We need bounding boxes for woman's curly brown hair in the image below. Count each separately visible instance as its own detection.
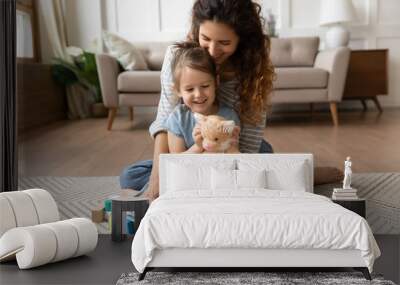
[190,0,275,125]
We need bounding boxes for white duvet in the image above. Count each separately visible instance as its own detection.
[131,190,380,273]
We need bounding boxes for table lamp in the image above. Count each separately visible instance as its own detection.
[320,0,356,48]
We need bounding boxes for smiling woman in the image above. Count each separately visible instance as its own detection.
[198,21,239,65]
[120,0,275,199]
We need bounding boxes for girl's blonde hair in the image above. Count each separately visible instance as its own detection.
[171,41,217,92]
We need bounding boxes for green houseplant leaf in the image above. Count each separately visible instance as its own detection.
[51,51,103,103]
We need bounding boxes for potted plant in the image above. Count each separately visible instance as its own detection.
[52,47,107,118]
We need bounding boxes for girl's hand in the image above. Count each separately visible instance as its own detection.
[145,172,159,202]
[230,126,240,148]
[185,144,204,154]
[192,124,203,148]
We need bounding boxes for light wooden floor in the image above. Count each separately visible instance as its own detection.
[18,109,400,177]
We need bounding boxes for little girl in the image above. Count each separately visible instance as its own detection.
[164,42,240,153]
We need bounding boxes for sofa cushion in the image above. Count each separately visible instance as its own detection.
[102,31,149,71]
[135,42,173,70]
[271,37,319,67]
[274,67,328,89]
[271,89,328,104]
[118,71,161,92]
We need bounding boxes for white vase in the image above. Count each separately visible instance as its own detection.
[325,25,350,49]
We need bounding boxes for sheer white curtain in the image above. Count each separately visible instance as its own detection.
[37,0,70,61]
[37,0,92,119]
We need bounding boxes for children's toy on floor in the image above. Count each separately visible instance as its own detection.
[91,203,105,223]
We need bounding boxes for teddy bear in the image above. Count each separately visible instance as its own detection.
[194,113,240,153]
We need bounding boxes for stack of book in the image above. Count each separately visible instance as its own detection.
[332,188,359,200]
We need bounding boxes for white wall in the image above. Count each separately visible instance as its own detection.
[271,0,400,107]
[41,0,400,107]
[63,0,102,51]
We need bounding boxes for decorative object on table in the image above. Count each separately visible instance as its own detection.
[332,187,359,200]
[264,9,278,37]
[52,46,104,119]
[320,0,356,48]
[111,191,149,242]
[343,156,352,189]
[332,156,359,200]
[0,189,98,269]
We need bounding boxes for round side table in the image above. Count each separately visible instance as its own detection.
[111,196,149,242]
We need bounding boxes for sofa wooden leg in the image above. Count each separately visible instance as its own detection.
[107,108,117,131]
[129,107,134,121]
[329,102,339,126]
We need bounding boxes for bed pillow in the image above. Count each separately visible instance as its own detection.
[211,169,267,190]
[211,169,236,190]
[266,163,307,191]
[167,161,235,192]
[236,169,267,189]
[102,31,148,70]
[238,160,309,192]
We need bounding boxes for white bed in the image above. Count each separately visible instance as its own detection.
[131,154,380,280]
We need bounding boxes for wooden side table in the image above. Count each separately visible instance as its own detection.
[111,196,149,242]
[332,198,366,218]
[343,49,388,112]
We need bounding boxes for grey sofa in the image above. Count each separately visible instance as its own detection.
[96,37,350,129]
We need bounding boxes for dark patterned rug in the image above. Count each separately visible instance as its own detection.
[116,271,395,285]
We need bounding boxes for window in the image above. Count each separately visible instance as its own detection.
[16,0,40,62]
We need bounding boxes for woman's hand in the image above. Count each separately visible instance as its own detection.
[193,124,203,149]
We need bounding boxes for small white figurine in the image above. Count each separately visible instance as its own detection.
[343,156,352,189]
